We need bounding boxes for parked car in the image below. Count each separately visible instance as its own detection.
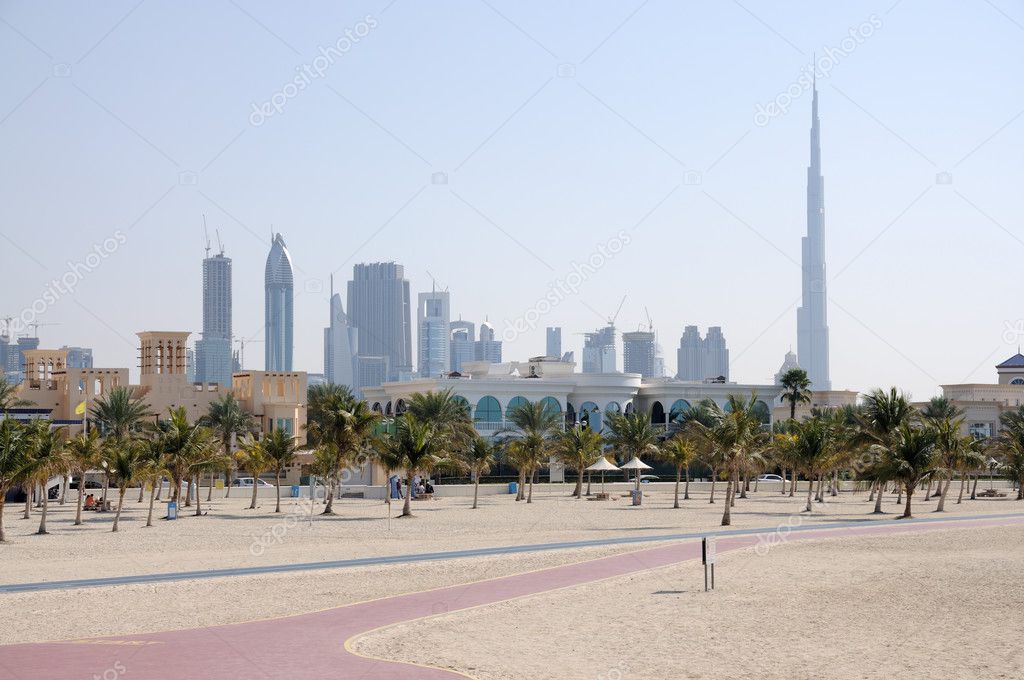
[69,478,105,490]
[230,477,274,488]
[757,474,784,482]
[639,474,661,483]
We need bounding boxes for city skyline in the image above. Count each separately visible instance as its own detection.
[3,2,1021,398]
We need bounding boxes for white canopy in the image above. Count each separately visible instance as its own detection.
[585,457,620,472]
[619,456,653,470]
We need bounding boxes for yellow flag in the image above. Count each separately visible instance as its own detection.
[75,401,86,415]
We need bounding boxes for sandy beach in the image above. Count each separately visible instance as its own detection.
[2,484,1021,662]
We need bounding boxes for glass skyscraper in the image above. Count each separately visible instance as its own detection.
[196,247,233,385]
[264,233,294,372]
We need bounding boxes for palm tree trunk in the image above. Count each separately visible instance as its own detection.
[956,474,966,504]
[739,475,748,499]
[274,470,282,513]
[709,470,717,504]
[248,473,259,509]
[586,471,591,496]
[753,475,759,493]
[472,475,480,509]
[60,476,68,505]
[516,470,525,501]
[112,487,126,531]
[789,471,796,497]
[102,472,109,505]
[721,475,733,525]
[573,468,582,498]
[673,466,681,509]
[184,478,192,507]
[527,469,535,503]
[970,475,978,500]
[830,470,839,496]
[805,472,815,512]
[684,465,690,500]
[146,484,156,527]
[815,474,824,503]
[901,485,913,519]
[0,499,6,542]
[869,480,876,502]
[137,483,144,503]
[75,473,85,526]
[207,471,214,502]
[924,478,933,501]
[155,478,162,501]
[401,472,413,517]
[322,485,335,515]
[872,480,885,513]
[936,478,951,512]
[23,488,30,519]
[194,475,203,516]
[37,485,49,534]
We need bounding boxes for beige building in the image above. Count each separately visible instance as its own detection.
[937,353,1024,440]
[13,331,307,447]
[772,389,860,423]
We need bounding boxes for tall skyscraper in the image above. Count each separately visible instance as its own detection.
[347,262,412,381]
[796,80,831,390]
[546,327,562,358]
[582,325,616,373]
[324,276,357,388]
[60,346,93,369]
[675,326,729,381]
[449,319,475,373]
[265,233,294,372]
[417,290,450,378]
[475,320,502,364]
[622,330,656,377]
[196,243,233,385]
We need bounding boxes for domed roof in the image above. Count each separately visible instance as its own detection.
[265,233,294,288]
[996,353,1024,369]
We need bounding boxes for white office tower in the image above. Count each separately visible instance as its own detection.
[449,319,475,372]
[582,325,616,373]
[323,278,357,388]
[546,327,562,358]
[417,290,450,378]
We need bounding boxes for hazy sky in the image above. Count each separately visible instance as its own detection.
[2,0,1022,398]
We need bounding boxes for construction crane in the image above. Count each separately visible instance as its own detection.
[0,316,13,339]
[25,321,59,338]
[233,336,263,370]
[607,295,627,328]
[203,214,211,259]
[644,306,654,332]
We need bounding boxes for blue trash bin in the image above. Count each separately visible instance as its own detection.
[508,481,518,495]
[167,500,177,520]
[631,489,642,506]
[291,485,300,498]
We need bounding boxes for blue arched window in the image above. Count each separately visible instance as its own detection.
[540,396,561,416]
[669,399,691,422]
[474,396,502,422]
[452,395,471,416]
[506,396,528,418]
[754,400,770,425]
[605,401,622,415]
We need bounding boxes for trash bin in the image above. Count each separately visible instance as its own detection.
[631,489,642,506]
[167,501,178,520]
[508,481,518,495]
[290,485,300,498]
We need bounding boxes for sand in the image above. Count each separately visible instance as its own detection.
[1,484,1021,654]
[353,525,1024,679]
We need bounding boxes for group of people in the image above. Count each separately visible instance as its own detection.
[388,474,434,500]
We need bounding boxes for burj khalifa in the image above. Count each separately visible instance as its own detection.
[796,79,831,390]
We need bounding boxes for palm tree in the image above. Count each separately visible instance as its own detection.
[23,423,68,535]
[263,428,297,513]
[659,434,698,508]
[553,426,603,498]
[996,405,1024,501]
[139,434,167,527]
[66,430,102,526]
[887,424,939,519]
[201,394,254,498]
[236,435,270,510]
[504,400,561,503]
[109,439,147,532]
[377,415,437,517]
[0,376,30,412]
[779,367,812,421]
[0,419,32,543]
[714,395,768,525]
[307,398,381,515]
[676,400,724,501]
[856,387,913,514]
[161,408,216,507]
[406,389,475,463]
[90,386,151,505]
[1000,442,1024,501]
[788,416,838,512]
[461,437,496,509]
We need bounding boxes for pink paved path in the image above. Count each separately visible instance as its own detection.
[1,515,1021,680]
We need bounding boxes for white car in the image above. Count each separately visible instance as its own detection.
[757,474,784,482]
[231,477,274,488]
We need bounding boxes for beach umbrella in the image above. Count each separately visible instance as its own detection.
[585,456,620,495]
[620,456,653,491]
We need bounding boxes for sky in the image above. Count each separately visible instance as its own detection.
[1,0,1022,399]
